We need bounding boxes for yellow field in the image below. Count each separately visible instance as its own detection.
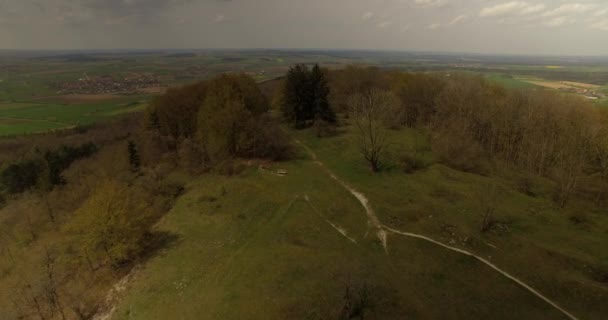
[559,81,601,89]
[519,78,600,90]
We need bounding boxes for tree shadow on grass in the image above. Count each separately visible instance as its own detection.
[139,231,181,263]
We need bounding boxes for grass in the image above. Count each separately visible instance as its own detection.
[109,126,607,319]
[289,125,608,319]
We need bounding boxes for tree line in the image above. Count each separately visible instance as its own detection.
[1,143,97,194]
[144,73,292,171]
[321,66,608,207]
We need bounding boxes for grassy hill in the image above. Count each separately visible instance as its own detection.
[1,67,606,320]
[107,125,607,320]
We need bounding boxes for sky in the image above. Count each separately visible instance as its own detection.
[0,0,607,55]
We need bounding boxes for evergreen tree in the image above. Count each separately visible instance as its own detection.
[311,64,336,124]
[282,64,336,128]
[282,64,312,128]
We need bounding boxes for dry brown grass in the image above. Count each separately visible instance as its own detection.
[520,78,600,90]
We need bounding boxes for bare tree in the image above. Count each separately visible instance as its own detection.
[348,89,397,172]
[43,247,66,320]
[593,121,608,203]
[478,181,499,233]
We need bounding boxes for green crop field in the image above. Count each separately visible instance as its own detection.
[0,99,147,136]
[484,73,539,89]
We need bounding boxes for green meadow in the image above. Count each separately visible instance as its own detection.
[0,100,146,136]
[111,125,607,320]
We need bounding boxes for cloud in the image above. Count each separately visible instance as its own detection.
[479,1,545,17]
[521,4,545,15]
[427,14,467,29]
[414,0,448,9]
[213,14,226,24]
[447,14,467,26]
[590,18,608,30]
[593,8,608,17]
[377,21,393,28]
[362,11,374,20]
[21,0,198,25]
[543,16,569,27]
[2,0,608,53]
[542,3,595,17]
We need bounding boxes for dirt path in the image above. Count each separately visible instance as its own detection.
[383,227,579,320]
[91,267,140,320]
[295,141,387,251]
[295,139,579,320]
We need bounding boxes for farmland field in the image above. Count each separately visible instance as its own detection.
[0,99,147,135]
[484,73,539,89]
[518,78,600,90]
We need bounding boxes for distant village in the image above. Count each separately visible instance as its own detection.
[559,87,606,100]
[54,73,165,94]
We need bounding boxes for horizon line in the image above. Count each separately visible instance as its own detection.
[1,48,608,58]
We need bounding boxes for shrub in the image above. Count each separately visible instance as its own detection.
[568,211,590,225]
[401,153,429,174]
[0,192,5,208]
[216,160,247,176]
[314,119,338,138]
[432,131,489,175]
[0,159,43,194]
[69,180,157,268]
[516,174,537,197]
[239,115,293,160]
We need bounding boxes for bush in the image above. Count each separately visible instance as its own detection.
[216,160,247,176]
[432,132,489,175]
[568,211,590,225]
[238,115,293,160]
[314,119,338,138]
[69,180,156,268]
[401,153,429,174]
[0,159,43,194]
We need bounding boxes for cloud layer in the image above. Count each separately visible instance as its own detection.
[0,0,606,55]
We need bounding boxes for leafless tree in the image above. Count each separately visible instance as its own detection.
[478,181,499,233]
[43,247,66,320]
[348,89,397,172]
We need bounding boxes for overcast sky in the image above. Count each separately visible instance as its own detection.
[0,0,607,55]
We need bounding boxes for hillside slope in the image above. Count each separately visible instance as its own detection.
[107,129,604,319]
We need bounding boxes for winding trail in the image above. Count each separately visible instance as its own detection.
[296,141,388,251]
[92,267,140,320]
[295,139,579,320]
